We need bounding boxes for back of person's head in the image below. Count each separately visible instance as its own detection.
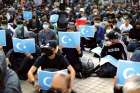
[106,31,120,40]
[50,73,71,93]
[123,76,140,93]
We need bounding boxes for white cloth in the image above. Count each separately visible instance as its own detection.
[119,24,133,32]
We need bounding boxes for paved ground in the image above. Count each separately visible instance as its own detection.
[21,50,132,93]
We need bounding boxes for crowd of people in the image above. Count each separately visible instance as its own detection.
[0,0,140,93]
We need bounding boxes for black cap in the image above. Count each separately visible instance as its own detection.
[41,40,58,49]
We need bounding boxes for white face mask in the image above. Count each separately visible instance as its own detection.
[43,24,49,29]
[94,23,100,26]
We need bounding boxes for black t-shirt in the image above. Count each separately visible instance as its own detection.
[34,54,70,70]
[101,43,127,60]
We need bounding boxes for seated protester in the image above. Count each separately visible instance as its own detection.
[14,20,25,39]
[38,22,57,46]
[60,23,83,77]
[95,31,127,77]
[28,40,75,92]
[129,20,140,40]
[101,31,128,60]
[119,18,133,45]
[94,16,105,48]
[0,47,22,93]
[0,19,13,54]
[81,17,105,51]
[6,32,41,80]
[46,72,72,93]
[123,76,140,93]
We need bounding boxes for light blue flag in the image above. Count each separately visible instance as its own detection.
[23,11,32,20]
[38,69,68,90]
[49,14,59,23]
[100,55,118,67]
[79,25,96,37]
[116,60,140,86]
[58,32,80,48]
[12,38,36,53]
[0,30,6,46]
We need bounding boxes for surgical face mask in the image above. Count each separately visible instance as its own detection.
[94,23,100,27]
[43,24,49,29]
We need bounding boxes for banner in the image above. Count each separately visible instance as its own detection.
[116,60,140,86]
[58,32,80,48]
[23,11,32,20]
[38,69,68,90]
[0,30,6,46]
[12,38,36,53]
[49,14,59,23]
[79,25,96,37]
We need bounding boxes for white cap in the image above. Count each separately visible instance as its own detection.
[80,8,85,12]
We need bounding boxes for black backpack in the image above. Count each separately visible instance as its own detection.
[95,62,117,78]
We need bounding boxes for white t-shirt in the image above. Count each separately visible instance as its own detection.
[119,24,133,33]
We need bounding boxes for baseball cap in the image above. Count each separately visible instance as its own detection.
[41,40,58,49]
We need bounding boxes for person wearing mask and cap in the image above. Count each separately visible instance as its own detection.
[38,22,57,46]
[28,40,75,93]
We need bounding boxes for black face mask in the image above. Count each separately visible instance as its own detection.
[41,47,54,56]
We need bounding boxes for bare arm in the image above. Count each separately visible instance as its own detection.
[28,66,37,83]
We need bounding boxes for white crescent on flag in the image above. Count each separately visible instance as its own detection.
[16,42,26,51]
[43,77,51,87]
[61,35,72,44]
[123,68,135,79]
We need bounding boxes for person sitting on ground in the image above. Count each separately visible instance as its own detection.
[0,46,22,93]
[101,31,128,60]
[28,40,75,93]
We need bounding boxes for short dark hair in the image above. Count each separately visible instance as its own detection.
[106,31,120,40]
